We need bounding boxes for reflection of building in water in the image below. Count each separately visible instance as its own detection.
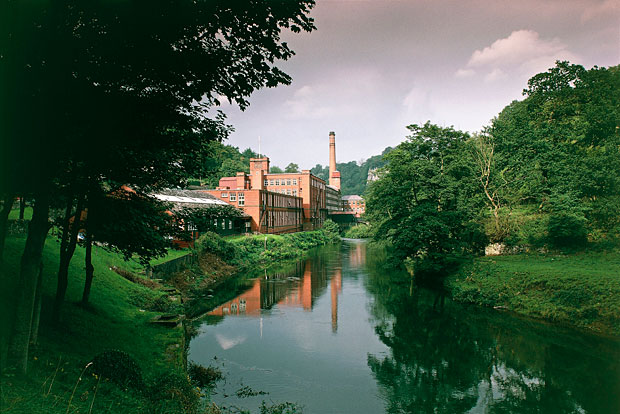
[331,269,342,332]
[348,242,366,268]
[208,256,343,331]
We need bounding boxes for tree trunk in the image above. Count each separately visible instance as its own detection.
[19,197,25,220]
[82,233,94,304]
[0,193,14,263]
[52,196,84,324]
[8,192,50,375]
[29,261,44,347]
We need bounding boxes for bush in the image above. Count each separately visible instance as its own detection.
[148,371,200,414]
[322,219,341,239]
[344,224,373,239]
[188,362,222,388]
[547,213,588,249]
[91,350,145,391]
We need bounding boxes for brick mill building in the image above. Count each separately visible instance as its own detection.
[196,132,343,234]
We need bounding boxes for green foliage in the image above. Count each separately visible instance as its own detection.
[91,350,145,391]
[200,143,260,187]
[188,362,223,389]
[194,229,338,269]
[284,163,300,173]
[490,62,620,245]
[366,122,486,278]
[321,219,341,240]
[88,191,174,265]
[343,224,374,239]
[547,213,588,249]
[148,371,200,414]
[270,165,284,173]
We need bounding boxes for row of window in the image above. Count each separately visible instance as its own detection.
[265,178,297,186]
[213,218,235,230]
[270,189,297,196]
[221,192,245,206]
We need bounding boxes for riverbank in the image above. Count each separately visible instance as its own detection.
[445,250,620,336]
[164,228,341,318]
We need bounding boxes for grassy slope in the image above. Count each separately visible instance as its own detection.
[446,251,620,336]
[1,235,185,413]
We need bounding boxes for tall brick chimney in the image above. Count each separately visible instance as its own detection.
[328,131,341,190]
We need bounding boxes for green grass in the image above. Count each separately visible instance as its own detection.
[8,207,33,221]
[148,248,191,266]
[446,251,620,336]
[1,235,186,413]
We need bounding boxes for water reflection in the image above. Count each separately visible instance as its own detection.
[190,241,619,413]
[364,246,620,414]
[208,250,343,334]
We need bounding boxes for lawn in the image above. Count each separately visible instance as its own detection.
[1,235,185,413]
[446,251,620,336]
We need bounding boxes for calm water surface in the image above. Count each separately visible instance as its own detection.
[189,241,620,413]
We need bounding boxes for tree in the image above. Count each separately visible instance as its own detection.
[284,163,300,173]
[2,0,316,373]
[366,123,485,279]
[270,165,284,173]
[490,62,620,244]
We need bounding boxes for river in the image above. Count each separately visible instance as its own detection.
[188,240,620,413]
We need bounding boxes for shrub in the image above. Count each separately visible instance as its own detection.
[91,350,144,391]
[148,371,200,414]
[344,224,373,239]
[188,362,222,388]
[547,213,588,249]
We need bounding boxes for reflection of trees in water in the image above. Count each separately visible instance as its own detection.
[364,250,620,414]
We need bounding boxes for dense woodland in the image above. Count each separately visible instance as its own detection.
[366,62,620,278]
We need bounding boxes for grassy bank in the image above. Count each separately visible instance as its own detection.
[445,250,620,336]
[1,235,189,413]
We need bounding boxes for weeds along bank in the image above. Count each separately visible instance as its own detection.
[445,250,620,337]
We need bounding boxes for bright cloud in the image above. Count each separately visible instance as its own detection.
[458,30,579,82]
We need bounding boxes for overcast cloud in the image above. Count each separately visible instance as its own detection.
[216,0,619,170]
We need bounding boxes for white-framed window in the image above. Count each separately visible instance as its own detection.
[287,179,291,185]
[270,179,274,185]
[286,189,291,195]
[293,179,297,185]
[292,190,297,196]
[264,179,268,186]
[238,192,245,206]
[229,220,233,230]
[275,179,280,186]
[230,193,237,201]
[221,219,226,229]
[221,192,228,198]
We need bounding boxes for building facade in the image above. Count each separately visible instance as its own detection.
[199,187,303,234]
[342,195,365,217]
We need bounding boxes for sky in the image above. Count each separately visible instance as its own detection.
[216,0,619,170]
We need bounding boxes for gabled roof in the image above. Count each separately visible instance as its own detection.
[342,195,364,201]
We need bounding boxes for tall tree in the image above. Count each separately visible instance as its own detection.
[366,123,485,278]
[3,0,316,373]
